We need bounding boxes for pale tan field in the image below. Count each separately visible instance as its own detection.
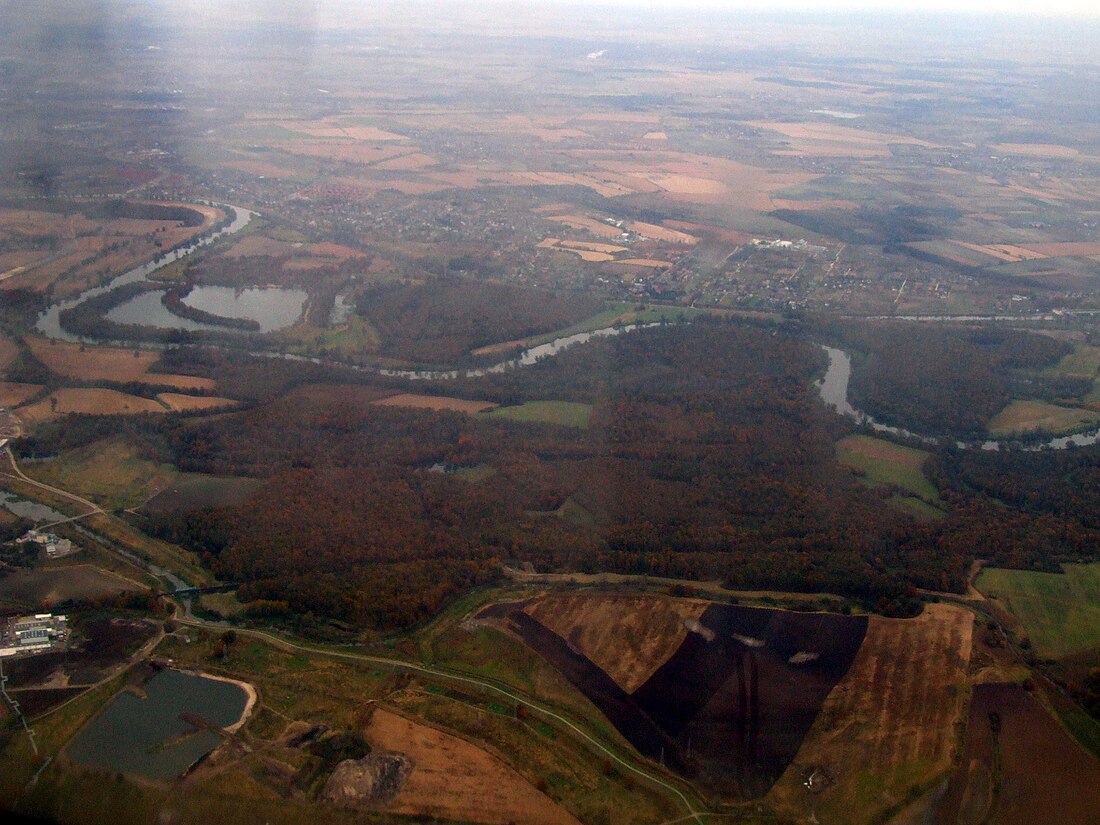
[271,120,407,141]
[279,141,413,166]
[0,250,52,280]
[155,394,239,412]
[545,214,626,238]
[20,388,166,424]
[648,173,726,195]
[615,258,674,268]
[372,152,439,171]
[498,116,592,142]
[768,603,974,825]
[992,142,1083,158]
[26,338,216,390]
[988,400,1100,436]
[514,171,641,198]
[771,198,860,211]
[642,131,668,140]
[524,591,708,693]
[1020,242,1100,258]
[1,202,222,297]
[749,121,938,158]
[1007,182,1069,202]
[576,112,662,123]
[951,242,1046,263]
[577,151,815,209]
[546,239,628,255]
[667,221,753,244]
[372,393,498,414]
[0,382,42,408]
[537,239,617,262]
[627,220,697,244]
[0,208,98,240]
[366,708,582,825]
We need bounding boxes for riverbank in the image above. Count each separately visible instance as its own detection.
[190,671,256,734]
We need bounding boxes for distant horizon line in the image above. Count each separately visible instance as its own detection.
[314,0,1100,19]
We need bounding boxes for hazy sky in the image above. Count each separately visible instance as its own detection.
[557,0,1096,13]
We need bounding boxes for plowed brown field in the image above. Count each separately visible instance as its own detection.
[933,682,1100,825]
[524,591,707,693]
[768,603,974,825]
[27,338,216,390]
[19,388,166,424]
[366,708,581,825]
[0,382,41,408]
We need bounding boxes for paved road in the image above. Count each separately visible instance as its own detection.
[2,434,711,820]
[2,446,103,517]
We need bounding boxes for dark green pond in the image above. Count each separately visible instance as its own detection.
[67,669,248,780]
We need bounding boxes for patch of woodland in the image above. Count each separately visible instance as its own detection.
[354,279,603,364]
[817,319,1071,437]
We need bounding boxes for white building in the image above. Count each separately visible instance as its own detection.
[0,613,69,657]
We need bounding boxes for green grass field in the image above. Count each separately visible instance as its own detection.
[1047,344,1100,380]
[26,437,179,510]
[519,302,717,351]
[835,435,941,504]
[976,562,1100,659]
[283,314,380,358]
[890,495,944,521]
[484,400,592,429]
[452,464,497,483]
[988,400,1100,437]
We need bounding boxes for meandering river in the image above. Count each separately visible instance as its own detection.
[816,345,1100,452]
[36,204,258,342]
[30,210,1099,452]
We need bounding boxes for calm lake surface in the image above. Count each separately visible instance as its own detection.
[37,204,257,342]
[106,286,307,333]
[0,491,68,523]
[68,669,249,780]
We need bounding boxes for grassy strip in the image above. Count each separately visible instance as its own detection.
[483,400,592,429]
[976,563,1100,659]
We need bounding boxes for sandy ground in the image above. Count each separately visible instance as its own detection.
[197,672,258,735]
[366,708,581,825]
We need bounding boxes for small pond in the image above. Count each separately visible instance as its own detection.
[106,286,306,334]
[0,491,68,523]
[67,668,250,780]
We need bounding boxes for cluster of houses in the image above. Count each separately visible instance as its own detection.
[15,529,75,560]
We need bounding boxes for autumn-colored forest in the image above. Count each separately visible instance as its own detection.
[21,319,1100,631]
